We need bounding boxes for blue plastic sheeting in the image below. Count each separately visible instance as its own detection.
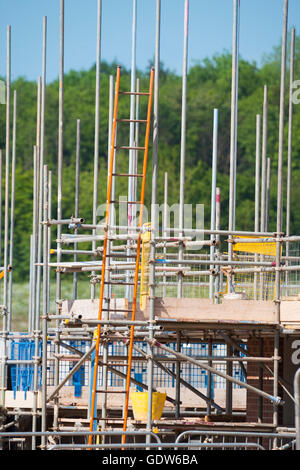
[10,336,42,399]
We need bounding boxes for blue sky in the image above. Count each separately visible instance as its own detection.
[0,0,299,83]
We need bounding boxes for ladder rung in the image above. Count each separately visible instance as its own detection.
[102,308,133,312]
[116,146,146,151]
[119,91,150,96]
[110,200,141,205]
[117,119,147,123]
[96,390,127,394]
[112,173,143,178]
[106,254,137,258]
[109,363,129,367]
[104,281,135,286]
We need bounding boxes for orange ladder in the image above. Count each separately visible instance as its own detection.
[88,66,154,446]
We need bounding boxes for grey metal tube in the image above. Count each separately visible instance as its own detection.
[178,0,189,298]
[149,339,284,405]
[91,0,102,300]
[162,171,168,298]
[131,341,223,412]
[53,0,64,431]
[209,109,218,300]
[214,187,221,299]
[32,74,42,446]
[8,90,17,331]
[286,27,295,289]
[0,151,2,268]
[255,114,261,232]
[261,85,268,232]
[47,343,96,403]
[126,0,137,302]
[1,25,11,407]
[254,114,261,300]
[275,0,288,326]
[41,165,49,448]
[266,157,271,232]
[73,119,81,300]
[146,2,160,439]
[47,170,52,313]
[36,16,47,332]
[151,0,160,226]
[228,0,239,259]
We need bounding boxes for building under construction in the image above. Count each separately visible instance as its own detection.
[0,0,300,451]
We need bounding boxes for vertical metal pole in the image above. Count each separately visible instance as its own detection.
[226,341,233,415]
[41,165,49,449]
[175,331,181,418]
[126,0,137,301]
[8,90,17,331]
[36,17,47,332]
[73,119,80,300]
[108,75,115,226]
[56,0,64,296]
[1,25,11,407]
[254,114,261,300]
[133,77,140,222]
[258,337,263,423]
[228,0,239,258]
[30,78,41,333]
[274,0,289,429]
[206,339,213,416]
[28,232,33,334]
[232,1,240,231]
[147,0,160,443]
[0,150,2,270]
[31,145,40,449]
[163,171,168,298]
[255,115,261,233]
[178,0,189,298]
[275,0,288,321]
[209,109,218,300]
[286,27,295,292]
[261,85,268,233]
[214,187,221,300]
[260,87,268,300]
[47,170,52,313]
[54,0,64,431]
[91,0,102,300]
[151,0,160,228]
[266,157,271,232]
[31,73,42,442]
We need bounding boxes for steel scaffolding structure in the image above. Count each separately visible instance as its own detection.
[0,0,300,452]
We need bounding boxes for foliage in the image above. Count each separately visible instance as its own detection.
[0,31,300,281]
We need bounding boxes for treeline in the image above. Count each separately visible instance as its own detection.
[1,34,300,281]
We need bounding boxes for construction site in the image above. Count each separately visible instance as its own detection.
[0,0,300,452]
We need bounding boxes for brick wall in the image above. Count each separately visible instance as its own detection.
[246,337,283,424]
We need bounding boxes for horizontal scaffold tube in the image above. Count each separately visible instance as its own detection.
[155,258,275,267]
[147,339,284,406]
[43,217,85,226]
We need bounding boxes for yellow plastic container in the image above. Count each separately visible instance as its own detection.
[130,391,166,421]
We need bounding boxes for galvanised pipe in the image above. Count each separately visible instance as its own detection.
[155,258,276,267]
[148,339,284,406]
[35,17,47,332]
[1,25,11,408]
[209,109,218,300]
[41,165,49,448]
[8,90,17,331]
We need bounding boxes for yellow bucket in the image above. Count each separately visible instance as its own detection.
[130,391,166,421]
